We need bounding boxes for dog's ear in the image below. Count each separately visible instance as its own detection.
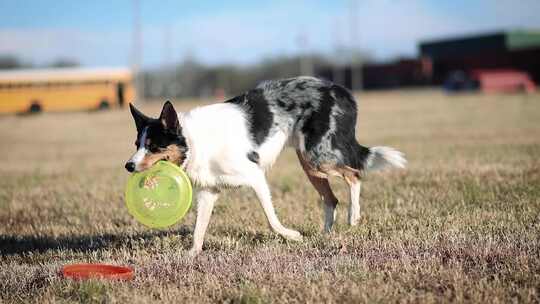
[159,101,179,131]
[129,103,150,132]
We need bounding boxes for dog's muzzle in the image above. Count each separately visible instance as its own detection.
[126,147,147,173]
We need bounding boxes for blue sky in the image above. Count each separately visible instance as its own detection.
[1,0,539,68]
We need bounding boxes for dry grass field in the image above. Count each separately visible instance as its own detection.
[1,90,539,303]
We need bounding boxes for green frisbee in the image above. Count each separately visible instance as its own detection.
[125,161,192,229]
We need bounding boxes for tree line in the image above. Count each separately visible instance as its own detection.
[0,55,79,70]
[141,54,344,99]
[1,50,372,99]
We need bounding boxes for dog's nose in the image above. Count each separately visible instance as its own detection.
[125,162,136,172]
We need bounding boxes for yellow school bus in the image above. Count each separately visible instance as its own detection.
[0,67,135,114]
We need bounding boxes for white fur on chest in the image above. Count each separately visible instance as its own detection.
[180,104,258,187]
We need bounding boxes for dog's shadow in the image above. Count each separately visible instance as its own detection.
[0,226,192,256]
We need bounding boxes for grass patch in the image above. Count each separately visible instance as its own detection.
[1,92,539,303]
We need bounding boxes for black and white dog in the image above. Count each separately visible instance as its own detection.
[125,76,405,256]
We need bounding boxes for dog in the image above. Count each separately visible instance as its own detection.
[125,76,406,256]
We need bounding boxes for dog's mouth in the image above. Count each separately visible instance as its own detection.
[125,157,166,173]
[127,144,186,173]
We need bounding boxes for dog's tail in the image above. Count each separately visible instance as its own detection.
[363,146,406,172]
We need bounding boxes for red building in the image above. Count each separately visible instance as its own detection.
[420,30,540,86]
[316,30,540,91]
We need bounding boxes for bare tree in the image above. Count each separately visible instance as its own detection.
[0,55,24,70]
[49,58,79,68]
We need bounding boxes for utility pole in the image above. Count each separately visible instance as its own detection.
[162,24,173,98]
[332,18,345,86]
[132,0,144,102]
[163,24,172,68]
[297,31,313,76]
[349,0,362,91]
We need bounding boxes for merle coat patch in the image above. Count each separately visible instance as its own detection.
[228,76,370,171]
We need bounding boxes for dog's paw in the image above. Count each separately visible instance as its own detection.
[186,248,201,259]
[284,230,303,242]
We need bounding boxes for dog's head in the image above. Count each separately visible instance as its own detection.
[125,101,188,172]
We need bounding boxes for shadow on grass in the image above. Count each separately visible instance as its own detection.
[0,226,192,256]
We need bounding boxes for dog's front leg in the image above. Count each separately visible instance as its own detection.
[188,188,219,257]
[249,170,303,241]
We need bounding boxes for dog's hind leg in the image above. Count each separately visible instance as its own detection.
[189,188,219,256]
[340,167,362,226]
[249,169,302,241]
[347,178,362,226]
[296,150,339,232]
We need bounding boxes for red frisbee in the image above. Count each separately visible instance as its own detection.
[61,264,134,280]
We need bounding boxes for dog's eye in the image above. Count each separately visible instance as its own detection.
[149,144,159,152]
